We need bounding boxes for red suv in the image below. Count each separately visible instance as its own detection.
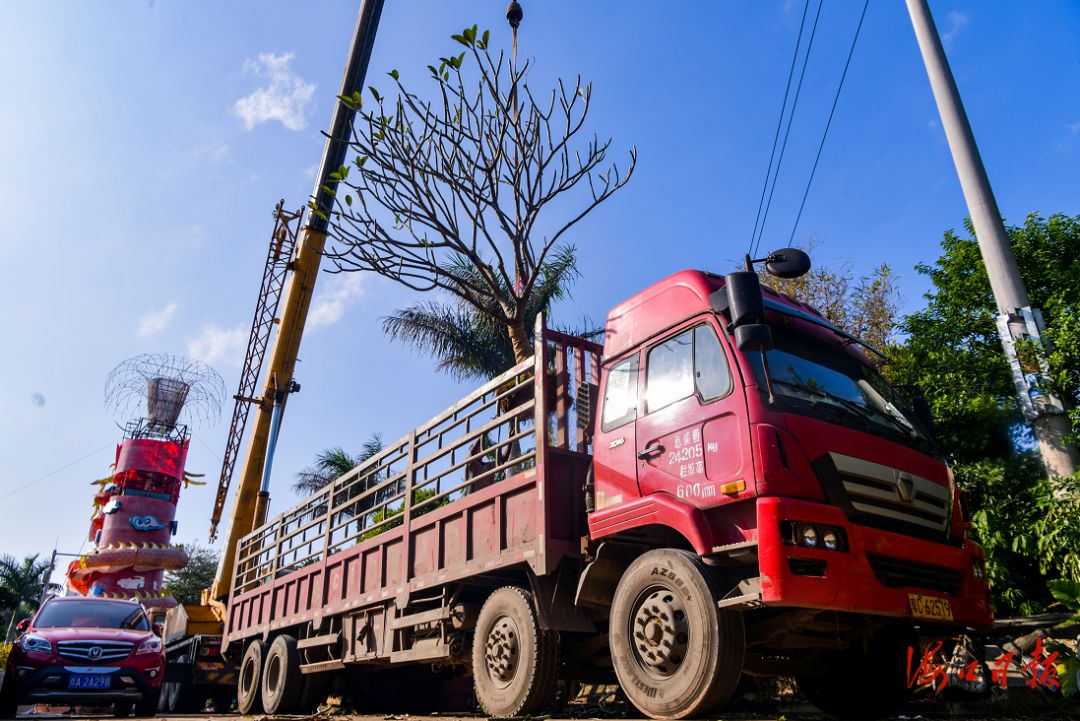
[0,596,164,718]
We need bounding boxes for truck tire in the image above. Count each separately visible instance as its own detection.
[261,634,303,714]
[796,623,914,720]
[237,639,267,714]
[609,549,744,719]
[471,586,559,717]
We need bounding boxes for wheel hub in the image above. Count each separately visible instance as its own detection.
[631,588,689,676]
[484,615,520,687]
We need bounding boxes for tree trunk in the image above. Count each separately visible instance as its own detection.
[507,319,531,364]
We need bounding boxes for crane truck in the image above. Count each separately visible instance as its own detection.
[220,257,993,721]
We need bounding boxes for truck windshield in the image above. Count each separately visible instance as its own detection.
[35,600,150,630]
[750,327,931,443]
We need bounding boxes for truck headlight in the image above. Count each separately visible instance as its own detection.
[801,525,819,548]
[822,530,839,551]
[972,556,986,580]
[22,633,52,654]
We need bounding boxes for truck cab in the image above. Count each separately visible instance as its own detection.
[586,268,991,718]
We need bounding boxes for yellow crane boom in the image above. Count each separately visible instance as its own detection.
[201,0,386,611]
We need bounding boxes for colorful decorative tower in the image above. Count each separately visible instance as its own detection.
[67,355,224,609]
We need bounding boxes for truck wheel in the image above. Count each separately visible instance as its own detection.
[237,639,267,714]
[796,623,915,720]
[472,586,559,717]
[609,549,744,719]
[261,634,303,714]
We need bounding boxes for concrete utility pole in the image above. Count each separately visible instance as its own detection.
[905,0,1078,478]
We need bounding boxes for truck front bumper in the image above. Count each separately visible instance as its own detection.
[755,497,993,629]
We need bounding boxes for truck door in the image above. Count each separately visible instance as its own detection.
[592,352,641,511]
[635,320,752,506]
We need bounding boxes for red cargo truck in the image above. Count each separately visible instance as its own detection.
[221,258,992,720]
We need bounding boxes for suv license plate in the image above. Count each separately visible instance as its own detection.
[908,593,953,621]
[69,674,111,690]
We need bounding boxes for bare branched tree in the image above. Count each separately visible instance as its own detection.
[321,24,635,362]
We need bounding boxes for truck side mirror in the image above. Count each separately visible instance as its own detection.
[16,617,30,634]
[152,623,164,637]
[765,248,811,279]
[725,271,774,352]
[911,393,935,436]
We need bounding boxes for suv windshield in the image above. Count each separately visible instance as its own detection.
[35,600,150,630]
[750,327,931,443]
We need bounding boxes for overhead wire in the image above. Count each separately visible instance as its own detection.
[751,0,825,259]
[0,442,114,502]
[748,0,811,257]
[788,0,871,245]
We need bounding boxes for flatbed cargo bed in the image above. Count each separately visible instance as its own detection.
[223,324,601,662]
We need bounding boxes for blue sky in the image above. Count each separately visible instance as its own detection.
[1,1,1078,581]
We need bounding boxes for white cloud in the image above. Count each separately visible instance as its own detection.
[234,52,315,131]
[187,324,247,368]
[308,273,366,330]
[941,11,969,49]
[137,302,179,338]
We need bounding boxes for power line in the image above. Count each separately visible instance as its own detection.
[751,0,825,259]
[748,0,811,256]
[789,0,871,245]
[0,442,114,502]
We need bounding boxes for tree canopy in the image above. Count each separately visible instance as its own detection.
[886,212,1080,614]
[162,544,219,606]
[323,24,634,363]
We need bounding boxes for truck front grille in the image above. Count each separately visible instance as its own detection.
[56,640,133,662]
[830,452,950,535]
[867,554,963,596]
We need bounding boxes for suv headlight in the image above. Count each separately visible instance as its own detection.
[22,633,52,654]
[136,637,162,656]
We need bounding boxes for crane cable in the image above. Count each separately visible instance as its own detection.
[748,0,811,257]
[751,0,825,259]
[788,0,871,245]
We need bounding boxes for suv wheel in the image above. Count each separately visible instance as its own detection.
[135,686,161,717]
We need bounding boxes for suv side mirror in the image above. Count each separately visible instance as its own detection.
[16,617,30,634]
[725,271,773,352]
[152,623,164,637]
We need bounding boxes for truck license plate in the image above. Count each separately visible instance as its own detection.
[908,593,953,621]
[69,674,111,690]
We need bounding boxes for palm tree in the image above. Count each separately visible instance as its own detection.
[293,435,384,496]
[383,249,601,382]
[1,553,59,641]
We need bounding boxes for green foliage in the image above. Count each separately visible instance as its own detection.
[0,641,11,668]
[162,544,219,606]
[293,436,384,497]
[0,553,58,641]
[358,488,447,542]
[887,212,1080,615]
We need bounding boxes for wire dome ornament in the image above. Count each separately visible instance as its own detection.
[105,354,225,432]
